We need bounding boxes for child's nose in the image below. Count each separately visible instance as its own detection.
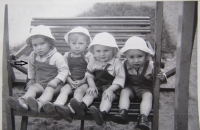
[134,58,139,62]
[75,44,79,48]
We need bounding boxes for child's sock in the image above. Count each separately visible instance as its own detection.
[68,103,75,113]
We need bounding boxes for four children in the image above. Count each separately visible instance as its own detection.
[8,25,167,129]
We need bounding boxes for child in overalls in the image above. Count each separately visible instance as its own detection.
[69,32,125,126]
[111,36,167,130]
[7,25,69,115]
[42,27,93,122]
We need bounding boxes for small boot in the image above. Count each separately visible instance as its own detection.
[7,97,28,112]
[70,98,87,119]
[27,97,42,116]
[137,114,150,130]
[111,109,129,124]
[90,106,106,126]
[55,104,73,122]
[43,102,58,116]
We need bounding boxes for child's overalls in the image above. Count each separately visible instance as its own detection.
[67,52,87,81]
[92,64,119,97]
[34,53,58,88]
[124,60,153,98]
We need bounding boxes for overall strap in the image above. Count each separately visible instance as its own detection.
[141,60,150,76]
[124,61,129,74]
[104,64,110,71]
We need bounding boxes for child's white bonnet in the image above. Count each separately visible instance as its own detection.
[88,32,119,56]
[64,26,92,44]
[120,36,154,55]
[26,25,55,44]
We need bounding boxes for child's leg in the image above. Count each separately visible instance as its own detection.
[73,84,88,102]
[21,83,44,100]
[27,84,63,115]
[140,92,153,116]
[54,84,72,105]
[119,88,132,110]
[8,83,44,111]
[137,92,152,130]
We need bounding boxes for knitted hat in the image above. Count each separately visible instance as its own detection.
[26,25,55,44]
[64,26,92,43]
[88,32,119,56]
[120,36,154,55]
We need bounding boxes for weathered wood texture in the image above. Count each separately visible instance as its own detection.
[174,1,197,130]
[3,5,15,130]
[153,2,163,130]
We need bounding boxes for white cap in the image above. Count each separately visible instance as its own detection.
[64,26,92,43]
[120,36,154,55]
[88,32,119,56]
[26,25,55,44]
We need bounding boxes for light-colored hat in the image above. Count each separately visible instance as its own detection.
[88,32,119,56]
[26,25,55,44]
[120,36,154,55]
[64,26,92,43]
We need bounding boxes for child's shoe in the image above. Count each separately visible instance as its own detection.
[89,106,106,126]
[7,97,28,112]
[111,109,129,124]
[27,97,41,116]
[55,104,73,122]
[70,98,87,119]
[137,114,150,130]
[43,102,57,116]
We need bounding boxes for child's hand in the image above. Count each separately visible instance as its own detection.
[103,89,114,102]
[47,79,58,88]
[86,87,98,96]
[70,81,80,89]
[158,72,166,81]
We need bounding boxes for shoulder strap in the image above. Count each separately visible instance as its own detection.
[141,60,150,76]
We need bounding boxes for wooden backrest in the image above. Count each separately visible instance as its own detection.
[30,17,151,54]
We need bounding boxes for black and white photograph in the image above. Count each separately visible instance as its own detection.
[1,1,198,130]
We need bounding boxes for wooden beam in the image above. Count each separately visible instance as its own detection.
[153,2,163,130]
[3,5,15,130]
[174,2,197,130]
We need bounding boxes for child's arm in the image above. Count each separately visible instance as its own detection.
[86,77,98,96]
[47,78,62,88]
[27,52,36,87]
[103,84,120,102]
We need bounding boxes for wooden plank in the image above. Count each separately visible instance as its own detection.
[174,2,197,130]
[13,44,29,59]
[153,2,163,130]
[31,22,150,26]
[32,16,150,20]
[3,5,15,130]
[10,60,27,74]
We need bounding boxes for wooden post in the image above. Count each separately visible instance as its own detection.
[3,5,15,130]
[153,2,163,130]
[174,1,197,130]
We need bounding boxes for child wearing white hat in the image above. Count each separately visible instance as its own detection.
[111,36,167,130]
[42,26,93,122]
[7,25,69,116]
[69,32,126,126]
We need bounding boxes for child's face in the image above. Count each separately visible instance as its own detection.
[93,45,114,62]
[69,35,88,55]
[125,49,148,69]
[31,37,51,56]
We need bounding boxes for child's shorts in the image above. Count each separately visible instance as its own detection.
[96,85,121,100]
[125,85,153,100]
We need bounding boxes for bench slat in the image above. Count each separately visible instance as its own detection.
[32,16,150,20]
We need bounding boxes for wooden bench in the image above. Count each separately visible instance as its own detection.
[4,4,175,130]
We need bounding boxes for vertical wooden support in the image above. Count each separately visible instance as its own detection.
[20,116,28,130]
[3,5,15,130]
[153,2,163,130]
[174,2,197,130]
[80,120,84,130]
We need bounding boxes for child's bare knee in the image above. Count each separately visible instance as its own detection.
[142,92,152,99]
